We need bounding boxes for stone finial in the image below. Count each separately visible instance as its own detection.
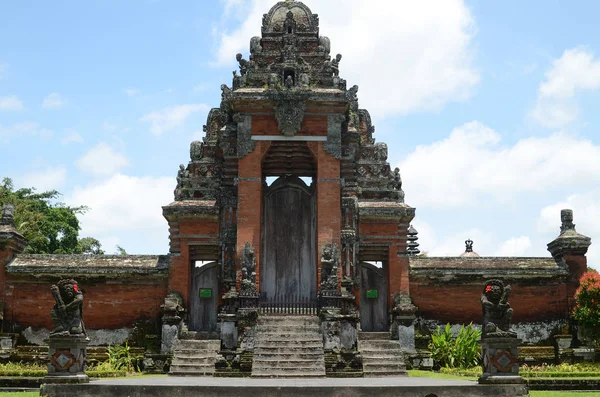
[548,209,591,258]
[465,239,474,252]
[560,209,576,234]
[407,225,420,256]
[1,204,15,226]
[460,239,480,258]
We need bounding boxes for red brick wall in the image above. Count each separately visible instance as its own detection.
[410,280,569,323]
[4,276,168,330]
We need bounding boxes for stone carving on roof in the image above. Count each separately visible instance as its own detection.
[170,0,409,214]
[0,205,15,226]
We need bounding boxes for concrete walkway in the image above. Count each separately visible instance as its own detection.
[41,375,529,397]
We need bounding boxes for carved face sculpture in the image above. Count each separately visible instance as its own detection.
[485,283,502,303]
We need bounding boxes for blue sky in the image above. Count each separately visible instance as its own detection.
[0,0,598,268]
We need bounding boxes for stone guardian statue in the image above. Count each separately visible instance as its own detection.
[50,279,86,336]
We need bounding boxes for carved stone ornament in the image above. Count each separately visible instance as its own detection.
[235,113,254,158]
[241,242,257,294]
[269,89,309,137]
[320,243,340,291]
[50,279,86,336]
[481,279,516,338]
[269,89,310,137]
[325,114,345,159]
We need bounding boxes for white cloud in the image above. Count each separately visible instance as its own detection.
[75,143,129,177]
[400,121,600,209]
[215,0,479,118]
[67,174,174,254]
[124,87,140,96]
[42,93,66,109]
[140,104,209,135]
[494,236,532,257]
[531,48,600,129]
[0,96,24,110]
[19,167,67,191]
[537,189,600,269]
[0,122,53,142]
[412,220,534,258]
[61,130,84,145]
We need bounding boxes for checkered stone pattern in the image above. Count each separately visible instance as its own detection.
[480,337,522,384]
[46,335,89,377]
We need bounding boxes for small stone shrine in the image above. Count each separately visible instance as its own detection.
[479,279,523,385]
[45,279,89,384]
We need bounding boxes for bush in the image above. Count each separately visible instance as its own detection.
[573,271,600,345]
[429,323,482,369]
[107,342,140,373]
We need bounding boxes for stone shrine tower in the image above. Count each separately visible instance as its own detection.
[162,0,414,333]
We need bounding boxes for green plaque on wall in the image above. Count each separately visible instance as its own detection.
[366,289,379,299]
[199,288,212,299]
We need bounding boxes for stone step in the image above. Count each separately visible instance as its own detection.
[253,362,325,370]
[258,333,323,343]
[362,358,405,365]
[256,341,323,348]
[258,315,319,324]
[173,350,218,358]
[169,370,215,377]
[175,340,220,349]
[171,363,215,369]
[253,352,324,360]
[251,370,326,378]
[358,332,391,341]
[254,347,324,355]
[358,341,402,350]
[363,363,406,370]
[361,352,405,360]
[172,357,216,365]
[256,325,321,333]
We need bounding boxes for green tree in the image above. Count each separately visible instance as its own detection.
[573,271,600,345]
[115,245,127,255]
[0,177,103,254]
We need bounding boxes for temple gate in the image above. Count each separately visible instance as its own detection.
[162,0,415,335]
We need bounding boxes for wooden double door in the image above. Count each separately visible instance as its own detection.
[261,176,317,302]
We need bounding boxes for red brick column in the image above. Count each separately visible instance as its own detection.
[314,142,341,290]
[237,141,270,292]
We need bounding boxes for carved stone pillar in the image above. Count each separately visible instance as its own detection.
[479,337,523,384]
[45,335,89,384]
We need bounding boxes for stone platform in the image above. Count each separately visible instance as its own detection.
[40,376,529,397]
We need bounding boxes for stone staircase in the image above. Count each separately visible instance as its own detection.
[252,315,326,378]
[358,332,407,377]
[169,339,220,376]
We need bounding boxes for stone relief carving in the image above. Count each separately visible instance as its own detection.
[50,279,86,336]
[320,243,340,291]
[235,113,254,158]
[269,90,309,137]
[241,242,257,294]
[325,114,345,159]
[250,36,262,55]
[481,279,516,338]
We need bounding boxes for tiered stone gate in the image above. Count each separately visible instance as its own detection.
[161,0,415,362]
